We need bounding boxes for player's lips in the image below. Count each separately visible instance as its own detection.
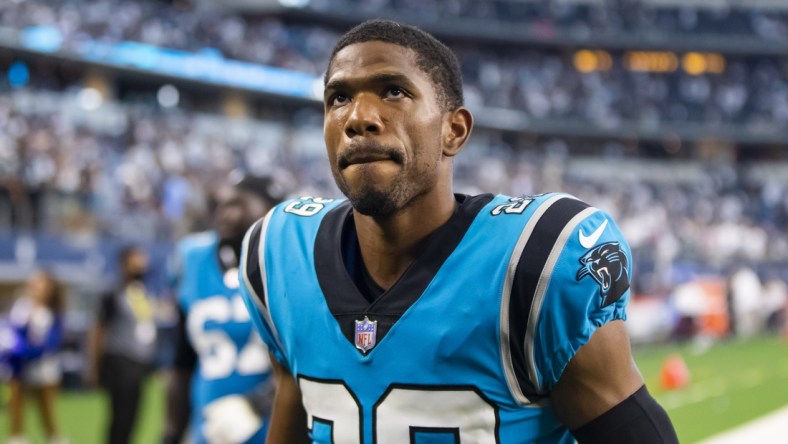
[338,143,404,170]
[342,152,393,167]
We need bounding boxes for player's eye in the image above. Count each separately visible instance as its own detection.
[383,86,405,99]
[329,94,350,107]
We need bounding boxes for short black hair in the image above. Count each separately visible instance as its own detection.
[325,19,464,111]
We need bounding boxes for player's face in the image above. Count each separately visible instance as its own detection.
[214,187,268,242]
[324,41,446,217]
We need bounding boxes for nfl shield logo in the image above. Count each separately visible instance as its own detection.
[355,316,377,353]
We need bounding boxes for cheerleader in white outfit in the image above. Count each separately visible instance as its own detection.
[1,270,67,444]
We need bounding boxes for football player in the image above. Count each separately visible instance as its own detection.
[162,175,281,444]
[240,20,678,444]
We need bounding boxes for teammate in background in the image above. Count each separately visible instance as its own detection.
[240,20,678,443]
[1,270,66,444]
[86,246,157,444]
[162,175,281,444]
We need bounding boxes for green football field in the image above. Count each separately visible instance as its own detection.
[1,336,787,443]
[635,335,788,443]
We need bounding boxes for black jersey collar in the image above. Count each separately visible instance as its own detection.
[313,193,493,354]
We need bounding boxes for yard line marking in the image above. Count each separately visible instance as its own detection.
[657,377,726,410]
[656,367,769,410]
[699,405,788,444]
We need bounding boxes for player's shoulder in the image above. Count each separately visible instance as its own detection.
[240,196,346,270]
[486,191,630,287]
[501,193,630,398]
[511,191,632,315]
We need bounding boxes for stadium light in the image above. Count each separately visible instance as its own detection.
[157,84,180,108]
[682,52,726,75]
[573,50,613,73]
[78,87,103,110]
[623,51,679,73]
[682,52,707,76]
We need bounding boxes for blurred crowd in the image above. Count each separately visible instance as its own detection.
[1,85,787,288]
[458,48,788,129]
[0,87,321,242]
[0,0,335,75]
[6,0,788,54]
[1,0,787,288]
[335,0,788,41]
[3,0,788,127]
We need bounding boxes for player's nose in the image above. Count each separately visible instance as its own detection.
[344,94,383,138]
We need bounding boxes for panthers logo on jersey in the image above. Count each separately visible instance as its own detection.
[576,241,630,307]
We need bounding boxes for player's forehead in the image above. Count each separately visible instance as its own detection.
[325,41,427,89]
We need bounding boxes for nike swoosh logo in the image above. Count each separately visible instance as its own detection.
[579,219,608,249]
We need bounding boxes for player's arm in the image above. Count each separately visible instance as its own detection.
[551,321,678,443]
[508,197,677,443]
[266,354,309,444]
[162,307,195,444]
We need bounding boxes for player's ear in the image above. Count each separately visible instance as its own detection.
[442,106,473,158]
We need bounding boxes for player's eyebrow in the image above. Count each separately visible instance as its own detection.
[325,72,417,94]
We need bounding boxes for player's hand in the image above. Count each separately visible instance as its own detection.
[202,395,262,444]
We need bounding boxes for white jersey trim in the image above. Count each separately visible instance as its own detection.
[524,206,598,393]
[240,208,286,356]
[499,193,570,406]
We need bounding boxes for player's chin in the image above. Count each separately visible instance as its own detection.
[350,195,400,217]
[345,184,402,217]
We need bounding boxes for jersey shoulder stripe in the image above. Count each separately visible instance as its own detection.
[241,218,265,309]
[500,193,592,404]
[240,211,289,363]
[523,202,599,395]
[240,197,344,366]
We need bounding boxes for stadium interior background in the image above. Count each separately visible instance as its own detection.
[0,0,787,442]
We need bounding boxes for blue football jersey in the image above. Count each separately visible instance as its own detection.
[175,232,272,444]
[240,193,632,443]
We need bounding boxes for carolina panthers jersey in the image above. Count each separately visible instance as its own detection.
[240,193,632,444]
[175,232,271,444]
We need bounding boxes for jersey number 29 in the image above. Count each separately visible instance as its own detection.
[299,376,498,443]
